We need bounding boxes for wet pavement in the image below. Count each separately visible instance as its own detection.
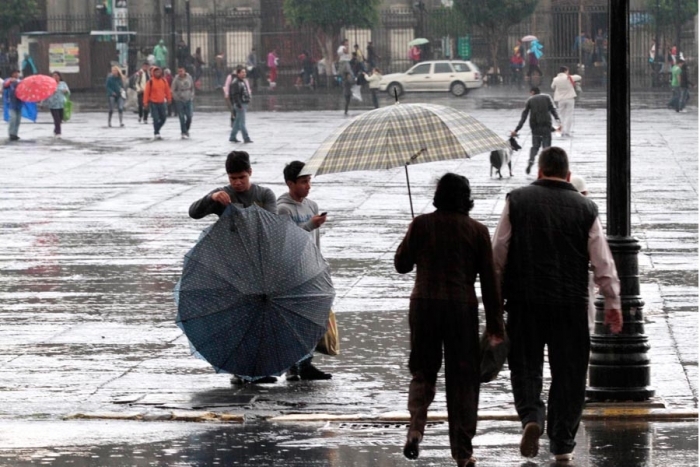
[0,100,697,465]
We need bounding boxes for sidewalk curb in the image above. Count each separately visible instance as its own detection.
[269,408,698,423]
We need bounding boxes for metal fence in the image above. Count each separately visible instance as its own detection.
[14,6,697,91]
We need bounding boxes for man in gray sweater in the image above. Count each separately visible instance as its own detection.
[511,87,561,175]
[171,66,194,139]
[278,161,332,381]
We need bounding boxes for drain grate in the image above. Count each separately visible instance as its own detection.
[336,421,447,431]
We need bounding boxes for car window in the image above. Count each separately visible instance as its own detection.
[410,63,431,75]
[451,62,473,73]
[434,63,453,73]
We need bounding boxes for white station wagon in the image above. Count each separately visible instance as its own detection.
[379,60,482,97]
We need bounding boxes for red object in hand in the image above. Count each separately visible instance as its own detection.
[16,75,58,103]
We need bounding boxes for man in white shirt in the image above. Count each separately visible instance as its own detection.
[551,66,577,137]
[337,38,352,76]
[492,147,622,464]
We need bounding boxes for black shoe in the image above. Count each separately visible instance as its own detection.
[244,139,253,143]
[229,138,240,143]
[9,135,19,141]
[526,161,533,174]
[230,375,246,385]
[403,431,422,460]
[286,365,300,382]
[298,363,332,380]
[252,376,277,384]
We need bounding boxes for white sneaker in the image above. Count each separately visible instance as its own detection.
[555,453,573,463]
[181,134,186,139]
[154,134,162,140]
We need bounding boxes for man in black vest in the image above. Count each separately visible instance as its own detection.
[492,147,622,464]
[511,87,561,175]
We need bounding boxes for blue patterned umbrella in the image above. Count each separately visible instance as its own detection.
[174,205,335,381]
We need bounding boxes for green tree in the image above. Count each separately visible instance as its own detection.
[283,0,380,81]
[0,0,39,44]
[647,0,698,51]
[427,6,470,59]
[454,0,538,70]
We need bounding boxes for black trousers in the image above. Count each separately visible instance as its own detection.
[50,108,63,135]
[506,301,590,455]
[408,299,480,464]
[137,92,149,121]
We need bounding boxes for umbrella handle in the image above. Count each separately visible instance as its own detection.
[405,163,414,219]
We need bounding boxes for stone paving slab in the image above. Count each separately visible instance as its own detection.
[0,105,696,424]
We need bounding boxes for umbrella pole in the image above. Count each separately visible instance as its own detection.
[404,163,415,219]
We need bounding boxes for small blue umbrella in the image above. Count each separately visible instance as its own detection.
[175,204,335,380]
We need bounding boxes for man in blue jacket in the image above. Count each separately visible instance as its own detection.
[3,69,22,141]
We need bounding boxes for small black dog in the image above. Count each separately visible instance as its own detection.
[490,136,521,178]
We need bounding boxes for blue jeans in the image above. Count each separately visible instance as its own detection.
[149,102,167,135]
[175,100,193,134]
[229,104,250,141]
[8,109,20,137]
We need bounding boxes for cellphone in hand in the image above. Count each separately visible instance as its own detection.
[320,212,327,216]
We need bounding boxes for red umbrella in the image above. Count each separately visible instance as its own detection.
[16,75,58,103]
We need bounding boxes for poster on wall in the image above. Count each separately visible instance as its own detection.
[49,43,80,73]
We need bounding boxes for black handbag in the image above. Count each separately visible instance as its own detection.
[480,331,510,383]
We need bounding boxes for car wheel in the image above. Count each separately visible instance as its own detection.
[450,81,468,97]
[387,83,403,98]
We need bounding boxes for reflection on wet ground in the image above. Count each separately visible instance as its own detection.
[0,420,697,466]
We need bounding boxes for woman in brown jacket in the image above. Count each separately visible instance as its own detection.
[395,173,504,467]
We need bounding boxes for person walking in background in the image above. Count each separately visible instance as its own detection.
[679,58,691,112]
[43,71,70,138]
[153,39,168,69]
[409,45,421,65]
[367,40,380,70]
[134,62,150,123]
[7,46,18,70]
[668,57,684,112]
[364,67,382,109]
[492,147,622,464]
[337,39,352,76]
[267,49,278,90]
[277,160,333,382]
[551,66,577,137]
[342,71,354,116]
[143,66,172,139]
[395,173,505,467]
[511,87,561,175]
[21,53,37,77]
[171,65,194,139]
[229,66,252,143]
[192,47,205,83]
[3,69,22,141]
[106,65,126,128]
[246,48,259,90]
[163,68,174,116]
[214,52,226,89]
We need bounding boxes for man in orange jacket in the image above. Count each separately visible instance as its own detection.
[143,66,172,139]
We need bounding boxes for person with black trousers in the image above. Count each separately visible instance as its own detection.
[511,87,561,175]
[342,71,354,116]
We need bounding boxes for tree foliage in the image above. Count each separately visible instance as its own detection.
[283,0,381,79]
[454,0,538,69]
[647,0,698,29]
[428,6,470,38]
[0,0,39,41]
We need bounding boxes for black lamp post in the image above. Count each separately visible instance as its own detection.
[164,2,177,72]
[586,0,655,402]
[186,0,191,50]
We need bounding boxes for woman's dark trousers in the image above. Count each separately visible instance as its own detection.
[50,108,63,135]
[407,299,480,464]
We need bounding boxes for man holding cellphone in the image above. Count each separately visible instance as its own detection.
[278,160,332,381]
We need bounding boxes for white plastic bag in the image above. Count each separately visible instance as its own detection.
[351,84,362,101]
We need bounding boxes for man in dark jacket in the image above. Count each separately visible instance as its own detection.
[492,147,622,464]
[511,87,561,175]
[229,66,252,143]
[189,151,277,385]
